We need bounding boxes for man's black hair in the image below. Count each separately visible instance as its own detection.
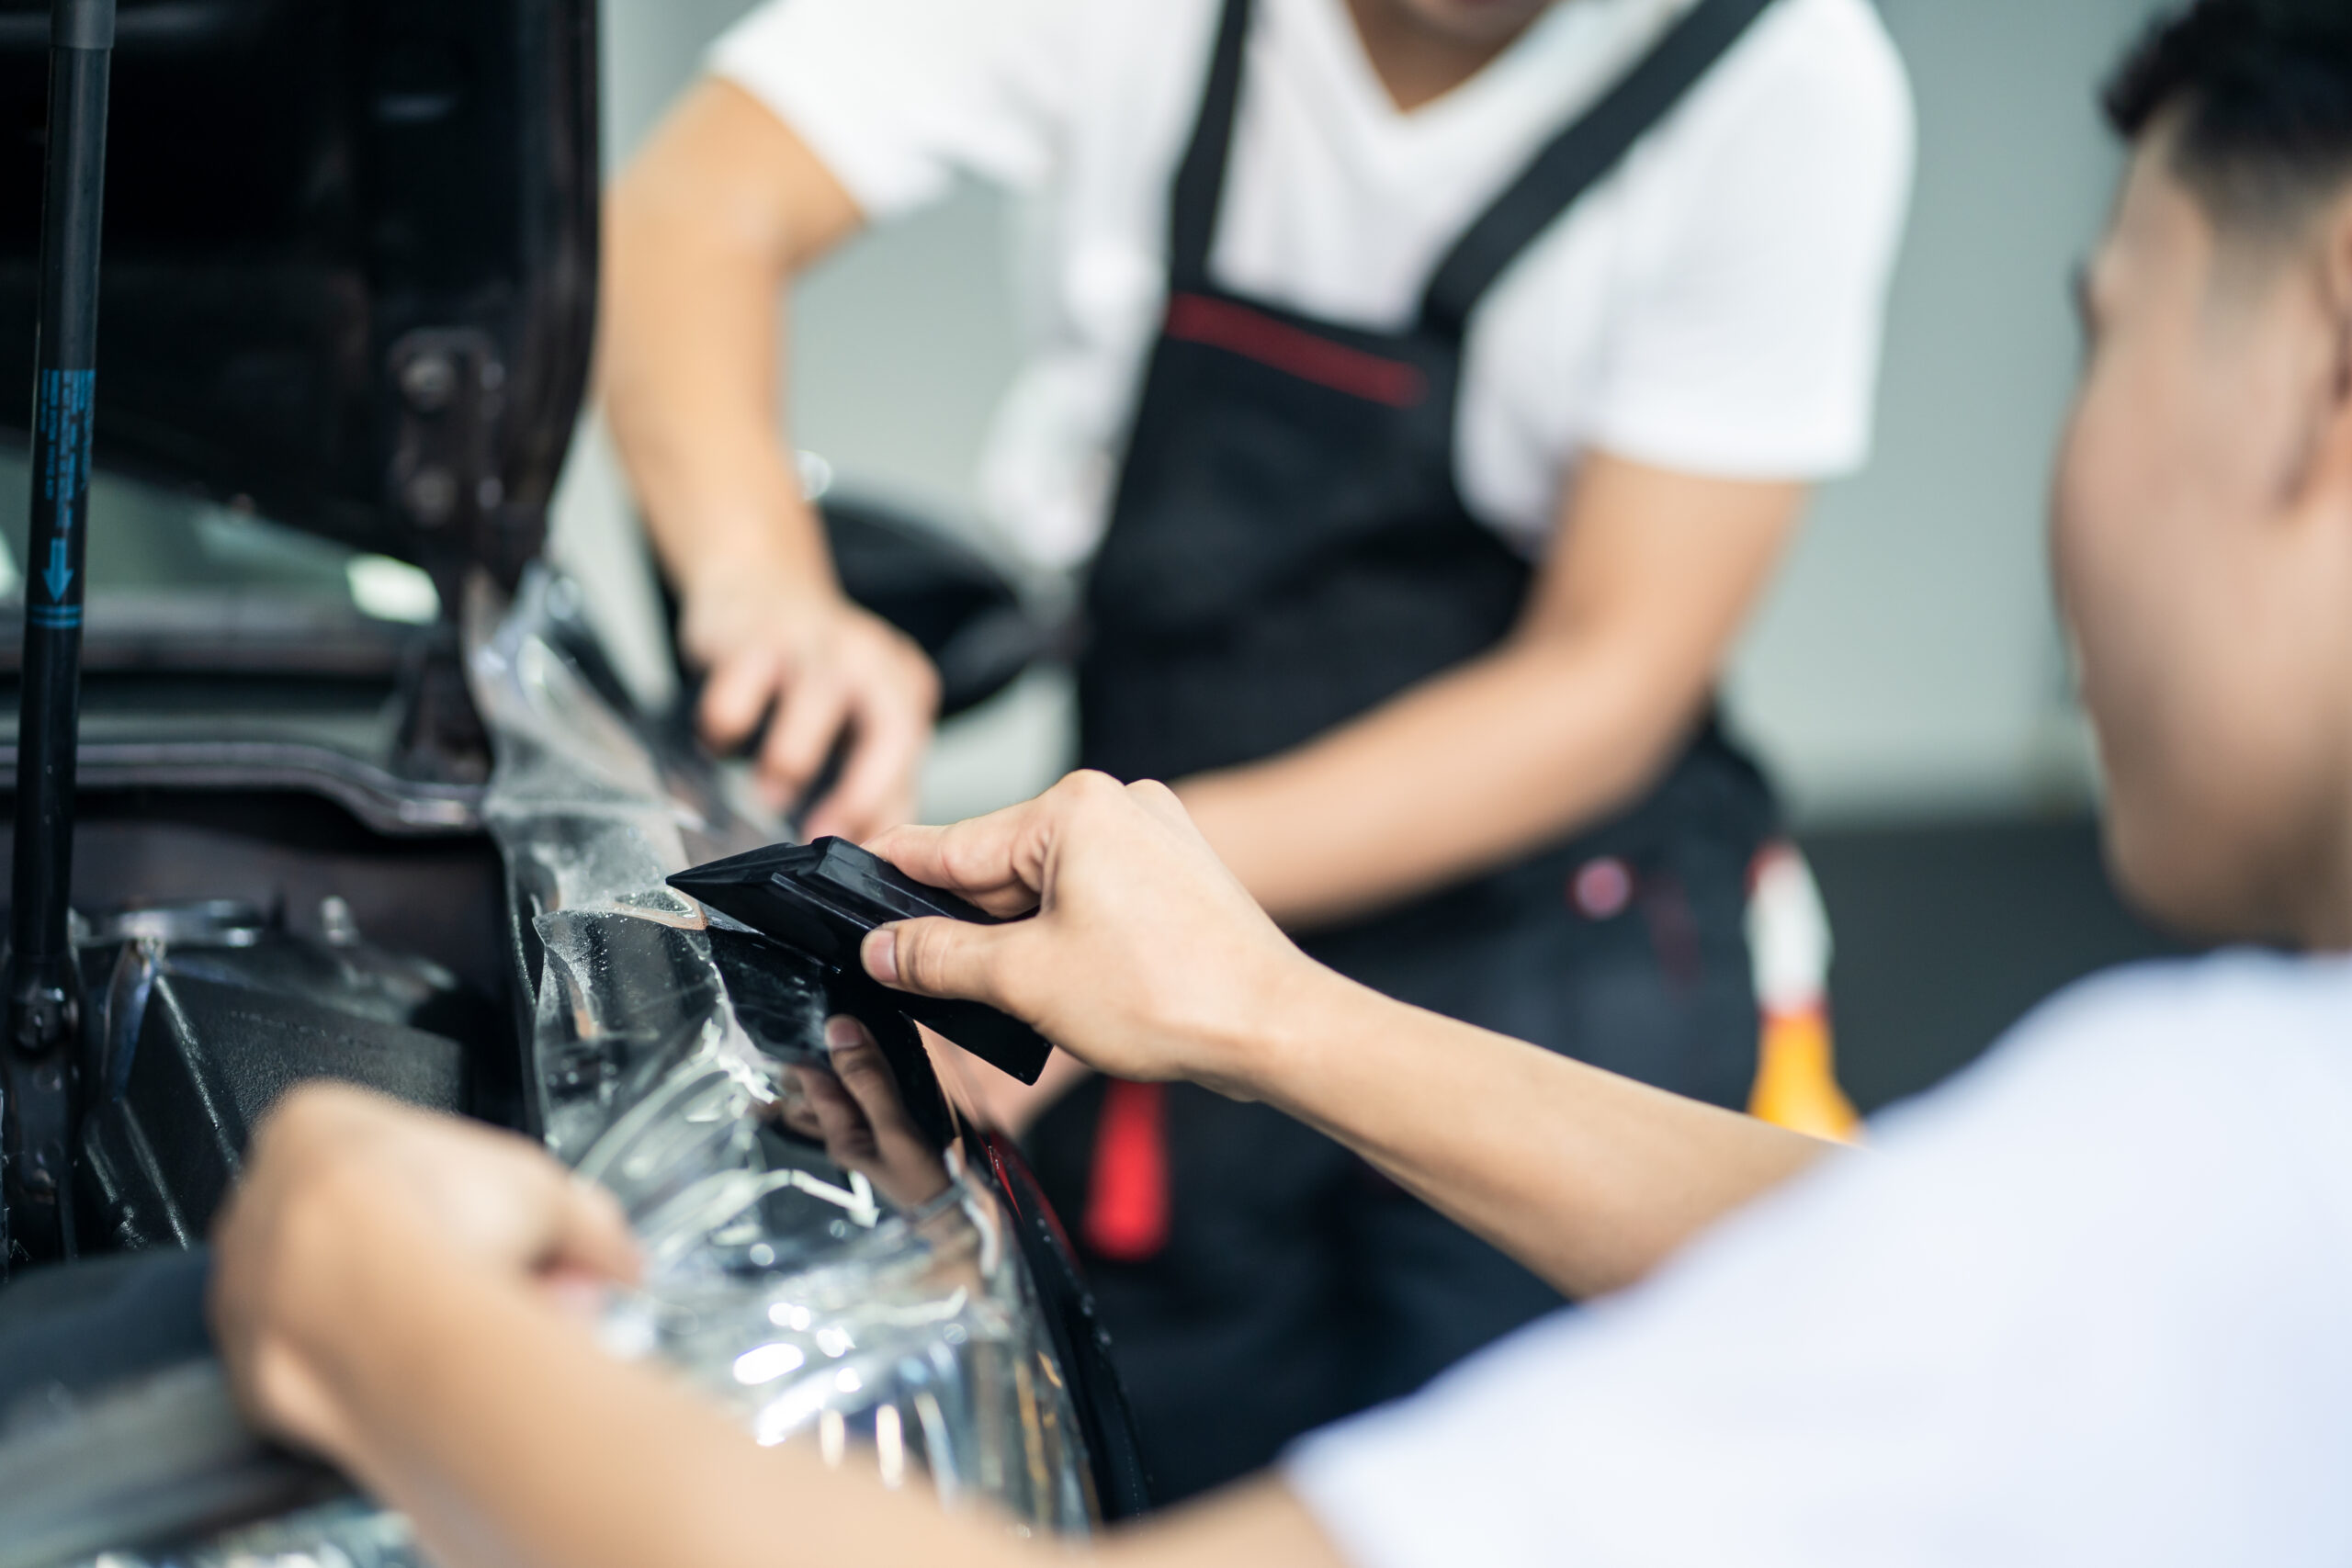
[2107,0,2352,229]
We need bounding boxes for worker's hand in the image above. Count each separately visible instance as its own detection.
[778,1017,954,1211]
[209,1084,640,1464]
[679,557,940,840]
[860,772,1344,1099]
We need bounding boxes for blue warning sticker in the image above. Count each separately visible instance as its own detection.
[38,367,95,511]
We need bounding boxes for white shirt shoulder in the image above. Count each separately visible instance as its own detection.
[1521,0,1916,489]
[1286,952,2352,1568]
[713,0,1914,564]
[709,0,1094,215]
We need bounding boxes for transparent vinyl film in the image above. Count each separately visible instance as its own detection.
[476,568,1092,1531]
[591,1049,1092,1534]
[54,571,1090,1568]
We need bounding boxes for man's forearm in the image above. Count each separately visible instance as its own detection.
[1245,970,1833,1299]
[602,80,859,601]
[295,1175,1340,1568]
[213,1087,1346,1568]
[304,1197,1031,1568]
[599,83,940,830]
[605,196,816,602]
[1180,458,1806,931]
[861,773,1827,1295]
[1181,629,1701,928]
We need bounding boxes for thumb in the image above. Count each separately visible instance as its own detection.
[548,1173,643,1287]
[864,918,1017,1009]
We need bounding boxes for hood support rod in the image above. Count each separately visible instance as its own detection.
[2,0,115,1273]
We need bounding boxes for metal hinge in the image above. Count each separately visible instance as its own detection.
[387,326,508,557]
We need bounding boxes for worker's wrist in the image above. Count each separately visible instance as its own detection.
[1187,951,1360,1105]
[676,529,838,616]
[673,539,850,671]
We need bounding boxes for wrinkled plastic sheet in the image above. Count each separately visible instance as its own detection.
[62,571,1089,1567]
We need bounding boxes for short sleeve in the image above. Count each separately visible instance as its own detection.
[709,0,1082,220]
[1280,954,2352,1568]
[1589,0,1916,479]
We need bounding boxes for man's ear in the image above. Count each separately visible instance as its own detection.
[2325,187,2352,378]
[2297,191,2352,507]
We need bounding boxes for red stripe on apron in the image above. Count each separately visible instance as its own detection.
[1165,293,1429,408]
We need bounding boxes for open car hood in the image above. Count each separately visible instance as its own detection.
[0,0,598,589]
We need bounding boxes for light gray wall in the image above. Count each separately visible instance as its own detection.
[1727,0,2170,820]
[577,0,2179,824]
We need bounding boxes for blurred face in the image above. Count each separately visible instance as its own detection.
[2053,135,2352,946]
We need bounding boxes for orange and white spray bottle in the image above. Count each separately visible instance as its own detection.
[1745,841,1861,1143]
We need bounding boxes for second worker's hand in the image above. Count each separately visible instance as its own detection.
[859,772,1349,1100]
[682,562,940,842]
[209,1085,641,1472]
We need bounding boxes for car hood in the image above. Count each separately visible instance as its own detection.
[0,0,597,591]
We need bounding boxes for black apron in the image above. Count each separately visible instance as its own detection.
[1033,0,1782,1505]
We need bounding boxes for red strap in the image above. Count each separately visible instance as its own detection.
[1083,1078,1170,1262]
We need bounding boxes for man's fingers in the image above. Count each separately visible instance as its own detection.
[759,674,852,808]
[866,814,1044,917]
[494,1138,641,1287]
[773,1075,829,1143]
[796,1066,873,1159]
[804,693,928,842]
[865,770,1138,910]
[548,1175,643,1287]
[1125,777,1195,833]
[863,916,1015,1008]
[823,1015,923,1141]
[698,648,786,752]
[863,823,956,888]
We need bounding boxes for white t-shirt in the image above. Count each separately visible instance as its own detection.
[1287,951,2352,1568]
[713,0,1915,570]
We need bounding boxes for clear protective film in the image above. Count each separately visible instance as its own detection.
[482,568,1091,1527]
[57,572,1089,1568]
[481,569,1092,1532]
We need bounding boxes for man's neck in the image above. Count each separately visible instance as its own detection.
[2298,805,2352,952]
[1342,0,1545,112]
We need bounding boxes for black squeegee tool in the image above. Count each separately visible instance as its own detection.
[670,838,1052,1084]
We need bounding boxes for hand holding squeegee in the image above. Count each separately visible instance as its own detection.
[669,837,1055,1084]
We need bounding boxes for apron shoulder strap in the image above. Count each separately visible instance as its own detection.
[1167,0,1255,295]
[1418,0,1779,337]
